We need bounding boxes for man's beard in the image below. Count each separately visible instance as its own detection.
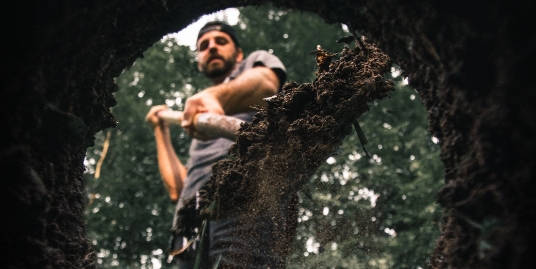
[202,52,238,79]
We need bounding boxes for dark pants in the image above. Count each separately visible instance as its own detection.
[172,194,298,269]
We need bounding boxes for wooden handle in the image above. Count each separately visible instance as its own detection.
[157,110,244,141]
[158,110,184,125]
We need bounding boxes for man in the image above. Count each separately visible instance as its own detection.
[145,21,295,268]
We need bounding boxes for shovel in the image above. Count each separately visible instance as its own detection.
[157,110,244,141]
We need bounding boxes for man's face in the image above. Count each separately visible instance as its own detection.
[196,31,243,79]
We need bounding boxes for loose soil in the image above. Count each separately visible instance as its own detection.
[3,1,535,268]
[175,39,394,268]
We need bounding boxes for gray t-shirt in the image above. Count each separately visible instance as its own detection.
[176,50,286,209]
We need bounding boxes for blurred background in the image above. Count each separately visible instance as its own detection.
[83,4,444,268]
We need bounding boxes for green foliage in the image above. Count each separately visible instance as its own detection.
[288,71,443,268]
[84,40,208,268]
[235,5,348,83]
[84,4,444,269]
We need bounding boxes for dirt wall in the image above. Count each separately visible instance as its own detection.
[1,0,534,268]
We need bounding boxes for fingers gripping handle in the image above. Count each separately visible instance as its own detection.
[157,110,244,141]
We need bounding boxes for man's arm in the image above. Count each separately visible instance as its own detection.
[146,105,187,202]
[212,66,280,114]
[181,66,280,134]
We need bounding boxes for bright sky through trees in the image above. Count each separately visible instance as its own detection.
[163,8,240,50]
[85,5,442,268]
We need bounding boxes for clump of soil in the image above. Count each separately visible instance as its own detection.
[174,38,394,265]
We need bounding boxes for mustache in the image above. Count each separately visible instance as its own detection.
[208,55,224,62]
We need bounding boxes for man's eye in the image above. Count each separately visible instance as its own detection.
[199,42,208,51]
[216,38,228,45]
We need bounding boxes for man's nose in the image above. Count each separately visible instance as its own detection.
[208,39,218,51]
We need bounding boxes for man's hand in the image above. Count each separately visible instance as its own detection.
[181,90,224,136]
[145,105,169,129]
[181,66,279,138]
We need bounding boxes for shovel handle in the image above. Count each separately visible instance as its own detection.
[157,110,244,141]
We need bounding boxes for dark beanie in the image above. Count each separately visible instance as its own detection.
[197,21,240,48]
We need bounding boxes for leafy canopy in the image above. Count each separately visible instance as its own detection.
[84,4,443,269]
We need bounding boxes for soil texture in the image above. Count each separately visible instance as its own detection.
[174,39,394,267]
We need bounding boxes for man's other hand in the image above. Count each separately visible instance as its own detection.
[145,105,169,128]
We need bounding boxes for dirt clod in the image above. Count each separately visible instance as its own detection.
[174,40,393,266]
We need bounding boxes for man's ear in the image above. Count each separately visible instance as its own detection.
[236,48,244,62]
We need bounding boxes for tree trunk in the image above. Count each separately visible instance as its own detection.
[1,0,533,268]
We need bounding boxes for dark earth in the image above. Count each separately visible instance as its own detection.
[1,0,534,268]
[175,40,393,267]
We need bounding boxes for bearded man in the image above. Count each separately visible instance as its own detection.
[146,21,297,268]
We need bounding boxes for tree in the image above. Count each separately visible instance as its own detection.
[84,4,443,268]
[287,72,443,269]
[235,5,444,268]
[235,5,350,83]
[84,40,207,268]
